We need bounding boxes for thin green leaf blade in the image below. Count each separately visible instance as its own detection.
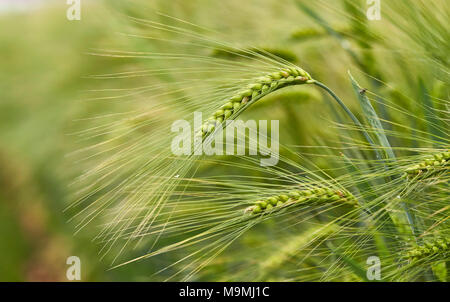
[348,71,396,160]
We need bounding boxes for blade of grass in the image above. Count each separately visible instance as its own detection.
[348,71,418,239]
[313,81,383,161]
[348,71,395,160]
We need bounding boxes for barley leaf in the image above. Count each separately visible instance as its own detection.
[348,71,395,160]
[418,77,445,146]
[348,72,419,238]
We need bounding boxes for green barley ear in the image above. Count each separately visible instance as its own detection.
[199,67,313,139]
[258,223,339,280]
[404,151,450,180]
[405,238,449,263]
[244,186,358,216]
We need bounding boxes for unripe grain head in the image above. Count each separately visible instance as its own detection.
[245,186,358,216]
[199,67,314,139]
[405,237,449,262]
[404,151,449,180]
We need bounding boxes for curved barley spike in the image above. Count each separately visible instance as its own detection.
[198,67,314,139]
[258,223,339,280]
[404,151,450,180]
[244,187,358,216]
[405,237,450,262]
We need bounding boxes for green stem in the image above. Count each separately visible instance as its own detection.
[313,81,378,154]
[314,80,418,241]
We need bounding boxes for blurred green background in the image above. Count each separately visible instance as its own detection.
[0,0,124,281]
[0,0,209,282]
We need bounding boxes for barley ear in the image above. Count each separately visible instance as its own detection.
[199,67,313,140]
[405,238,449,262]
[404,151,450,180]
[246,186,358,216]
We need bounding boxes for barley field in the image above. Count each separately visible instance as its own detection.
[0,0,448,282]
